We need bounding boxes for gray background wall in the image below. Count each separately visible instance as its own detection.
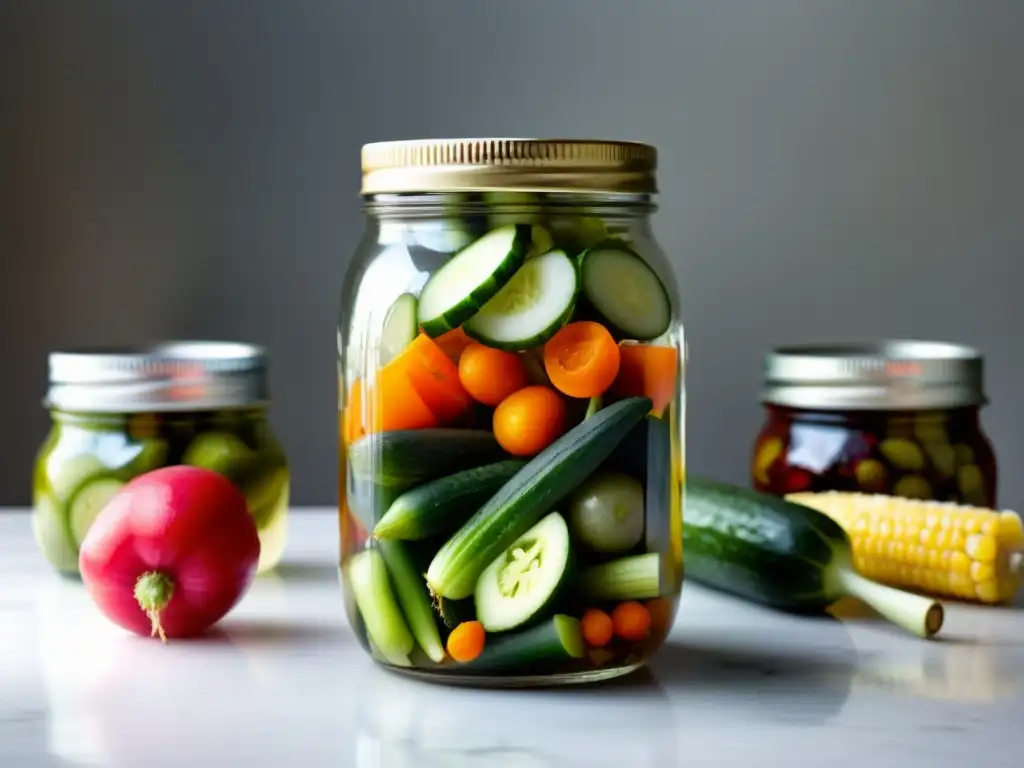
[1,0,1022,508]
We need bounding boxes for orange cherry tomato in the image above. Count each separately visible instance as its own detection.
[458,343,530,406]
[492,385,567,456]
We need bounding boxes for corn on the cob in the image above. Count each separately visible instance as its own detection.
[787,491,1024,604]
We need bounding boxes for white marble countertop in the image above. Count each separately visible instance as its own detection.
[2,509,1023,768]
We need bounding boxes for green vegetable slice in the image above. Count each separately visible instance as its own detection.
[475,511,572,633]
[379,293,419,365]
[377,540,446,663]
[69,478,124,547]
[348,549,414,666]
[462,249,577,351]
[579,552,662,602]
[580,242,671,340]
[416,224,531,337]
[33,494,78,573]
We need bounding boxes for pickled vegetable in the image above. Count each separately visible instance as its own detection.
[751,406,996,508]
[337,188,684,684]
[34,408,289,576]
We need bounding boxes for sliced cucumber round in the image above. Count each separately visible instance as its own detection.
[48,453,109,502]
[580,243,671,340]
[416,224,531,337]
[379,293,419,365]
[474,511,572,633]
[33,494,78,573]
[462,249,577,350]
[525,224,553,260]
[69,478,125,547]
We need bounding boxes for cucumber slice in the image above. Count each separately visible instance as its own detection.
[377,539,446,663]
[380,293,418,365]
[567,471,645,554]
[69,478,125,547]
[347,549,414,667]
[458,614,584,674]
[580,243,671,340]
[416,224,531,338]
[525,224,553,260]
[579,552,661,602]
[475,511,572,632]
[250,472,289,529]
[120,439,169,477]
[48,453,108,502]
[462,249,577,350]
[33,494,78,573]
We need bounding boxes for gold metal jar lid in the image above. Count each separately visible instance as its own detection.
[360,138,658,195]
[762,340,987,411]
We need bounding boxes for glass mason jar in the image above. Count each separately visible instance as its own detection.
[33,342,290,577]
[752,341,997,507]
[338,138,685,685]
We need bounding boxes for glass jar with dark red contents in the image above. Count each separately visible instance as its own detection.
[752,341,997,507]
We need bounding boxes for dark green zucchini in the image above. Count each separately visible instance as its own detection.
[347,429,509,487]
[374,460,527,540]
[454,614,584,674]
[684,477,944,638]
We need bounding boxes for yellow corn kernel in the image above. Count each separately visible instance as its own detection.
[786,491,1023,605]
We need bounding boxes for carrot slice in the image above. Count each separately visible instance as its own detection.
[447,620,486,663]
[344,368,439,438]
[434,327,473,364]
[581,608,614,648]
[610,344,678,414]
[542,322,621,399]
[611,601,651,642]
[394,334,472,424]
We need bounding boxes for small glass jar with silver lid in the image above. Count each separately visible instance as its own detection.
[33,342,289,577]
[751,340,997,507]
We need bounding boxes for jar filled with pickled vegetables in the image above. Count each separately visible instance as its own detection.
[752,341,997,507]
[34,342,290,576]
[338,138,685,685]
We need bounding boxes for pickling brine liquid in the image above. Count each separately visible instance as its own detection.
[337,142,685,685]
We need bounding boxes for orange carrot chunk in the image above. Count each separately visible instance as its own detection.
[610,344,678,415]
[391,334,472,424]
[611,601,651,642]
[543,322,621,399]
[447,620,486,663]
[581,608,614,648]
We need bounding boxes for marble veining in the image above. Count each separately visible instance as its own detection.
[1,510,1022,768]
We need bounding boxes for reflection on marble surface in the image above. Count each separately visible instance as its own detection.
[2,510,1024,768]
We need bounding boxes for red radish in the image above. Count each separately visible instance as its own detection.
[79,465,261,642]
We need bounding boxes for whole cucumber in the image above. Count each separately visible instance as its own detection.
[683,477,944,639]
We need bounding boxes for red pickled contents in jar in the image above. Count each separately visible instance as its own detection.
[752,341,998,507]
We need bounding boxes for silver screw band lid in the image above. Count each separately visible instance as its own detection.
[762,340,986,411]
[45,341,269,413]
